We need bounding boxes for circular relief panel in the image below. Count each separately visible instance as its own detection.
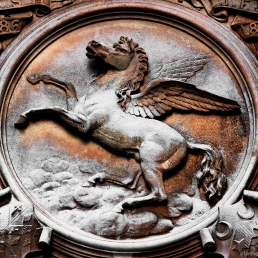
[0,1,257,256]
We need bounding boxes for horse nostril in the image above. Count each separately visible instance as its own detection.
[91,40,100,46]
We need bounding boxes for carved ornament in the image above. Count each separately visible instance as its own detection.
[184,0,258,22]
[0,0,75,15]
[181,0,258,57]
[200,190,258,258]
[0,187,52,257]
[0,0,75,53]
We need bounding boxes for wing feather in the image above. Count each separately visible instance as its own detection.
[138,106,147,118]
[166,65,204,75]
[167,72,199,79]
[129,107,134,115]
[149,106,161,117]
[165,100,191,110]
[170,96,209,112]
[155,104,166,114]
[143,106,154,118]
[147,98,155,106]
[139,99,148,106]
[133,107,140,116]
[153,97,162,102]
[162,99,174,108]
[157,102,172,111]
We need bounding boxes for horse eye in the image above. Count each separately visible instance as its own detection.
[119,48,128,53]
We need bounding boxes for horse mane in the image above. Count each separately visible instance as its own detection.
[119,37,148,92]
[91,37,148,91]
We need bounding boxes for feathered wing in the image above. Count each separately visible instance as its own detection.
[146,53,211,84]
[123,80,240,119]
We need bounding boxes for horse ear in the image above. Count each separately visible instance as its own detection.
[119,36,126,44]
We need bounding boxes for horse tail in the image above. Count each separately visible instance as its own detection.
[27,74,78,111]
[187,142,227,199]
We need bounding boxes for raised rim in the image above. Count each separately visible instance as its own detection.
[0,0,258,254]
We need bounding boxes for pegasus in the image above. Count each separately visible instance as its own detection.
[15,36,240,212]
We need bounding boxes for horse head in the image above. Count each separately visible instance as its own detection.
[86,36,134,71]
[86,36,148,92]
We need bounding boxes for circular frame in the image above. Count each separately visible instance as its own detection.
[0,1,258,256]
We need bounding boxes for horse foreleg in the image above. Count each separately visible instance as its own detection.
[27,75,78,110]
[14,107,89,133]
[55,107,89,133]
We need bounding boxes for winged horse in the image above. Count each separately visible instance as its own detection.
[15,37,240,213]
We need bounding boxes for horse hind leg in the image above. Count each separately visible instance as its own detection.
[111,142,189,213]
[187,142,227,199]
[111,170,167,213]
[112,160,167,213]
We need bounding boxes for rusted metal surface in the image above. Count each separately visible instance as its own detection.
[0,0,258,257]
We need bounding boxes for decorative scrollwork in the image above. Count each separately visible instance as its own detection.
[0,0,75,54]
[237,204,254,219]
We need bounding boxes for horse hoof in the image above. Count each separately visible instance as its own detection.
[14,115,29,129]
[111,205,123,213]
[82,181,93,187]
[87,178,96,185]
[27,75,40,84]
